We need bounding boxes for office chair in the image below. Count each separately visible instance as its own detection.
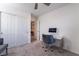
[42,34,56,52]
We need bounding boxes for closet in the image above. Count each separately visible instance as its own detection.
[0,12,27,48]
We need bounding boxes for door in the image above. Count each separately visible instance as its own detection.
[31,21,37,42]
[1,13,27,48]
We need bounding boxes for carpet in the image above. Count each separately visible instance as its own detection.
[8,40,79,56]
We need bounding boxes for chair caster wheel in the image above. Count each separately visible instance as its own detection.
[42,47,44,48]
[45,50,47,52]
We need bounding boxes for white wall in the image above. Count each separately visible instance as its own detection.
[37,4,79,54]
[0,3,31,47]
[26,14,31,43]
[37,19,40,40]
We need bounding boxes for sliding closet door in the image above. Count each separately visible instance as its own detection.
[14,16,27,46]
[1,13,27,48]
[0,12,1,38]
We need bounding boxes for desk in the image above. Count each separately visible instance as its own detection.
[53,38,64,49]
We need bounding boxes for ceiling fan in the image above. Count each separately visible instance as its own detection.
[34,3,51,10]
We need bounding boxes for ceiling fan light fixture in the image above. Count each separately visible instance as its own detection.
[44,3,51,6]
[34,3,51,10]
[35,3,38,9]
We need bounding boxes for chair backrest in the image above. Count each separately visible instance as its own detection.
[0,38,3,45]
[42,34,55,44]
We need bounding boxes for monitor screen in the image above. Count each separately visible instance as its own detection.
[49,28,57,33]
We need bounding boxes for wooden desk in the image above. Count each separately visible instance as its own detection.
[54,38,64,49]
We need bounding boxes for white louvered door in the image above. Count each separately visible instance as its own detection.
[1,13,27,48]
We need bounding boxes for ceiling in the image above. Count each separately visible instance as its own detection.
[0,3,70,17]
[29,3,69,17]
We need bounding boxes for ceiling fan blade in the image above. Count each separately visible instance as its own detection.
[44,3,51,6]
[35,3,38,9]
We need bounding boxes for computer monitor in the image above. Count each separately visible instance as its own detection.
[49,28,57,33]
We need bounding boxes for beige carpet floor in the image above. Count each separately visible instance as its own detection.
[8,40,79,56]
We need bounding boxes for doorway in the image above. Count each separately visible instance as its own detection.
[31,15,37,42]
